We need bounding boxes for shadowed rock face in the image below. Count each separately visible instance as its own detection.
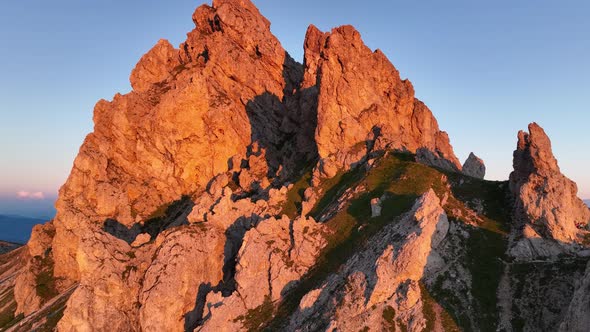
[509,123,590,259]
[560,261,590,331]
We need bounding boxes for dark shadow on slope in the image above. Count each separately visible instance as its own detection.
[184,282,213,332]
[425,170,590,331]
[184,214,262,331]
[219,214,262,296]
[244,52,318,184]
[423,171,511,330]
[443,166,590,330]
[446,172,512,233]
[424,222,506,331]
[103,196,194,244]
[429,227,587,332]
[278,165,315,219]
[508,258,587,331]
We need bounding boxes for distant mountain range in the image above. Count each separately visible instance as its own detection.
[0,214,45,243]
[0,240,21,254]
[0,197,56,220]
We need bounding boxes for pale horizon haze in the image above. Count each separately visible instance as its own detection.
[1,0,590,219]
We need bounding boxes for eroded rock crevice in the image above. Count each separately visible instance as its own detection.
[103,196,194,245]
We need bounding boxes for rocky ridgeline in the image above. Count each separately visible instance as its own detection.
[1,1,590,331]
[302,24,461,180]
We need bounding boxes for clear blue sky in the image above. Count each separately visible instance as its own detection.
[1,0,589,213]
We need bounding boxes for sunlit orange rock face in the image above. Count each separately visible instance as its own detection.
[64,0,313,227]
[41,0,320,292]
[303,25,462,178]
[49,0,462,234]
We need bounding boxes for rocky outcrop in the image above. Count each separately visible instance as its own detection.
[129,39,181,93]
[199,215,326,331]
[496,258,588,331]
[0,246,63,332]
[462,152,485,179]
[288,190,449,331]
[138,226,225,332]
[303,25,461,179]
[15,0,317,319]
[9,0,285,328]
[58,0,315,230]
[494,123,590,331]
[371,197,383,217]
[509,123,590,259]
[13,222,56,316]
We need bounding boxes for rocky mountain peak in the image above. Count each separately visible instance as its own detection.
[61,0,312,229]
[189,0,277,62]
[511,122,560,185]
[8,2,590,332]
[129,39,180,92]
[302,24,461,179]
[509,123,590,258]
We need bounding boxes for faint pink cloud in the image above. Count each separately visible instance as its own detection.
[16,191,45,200]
